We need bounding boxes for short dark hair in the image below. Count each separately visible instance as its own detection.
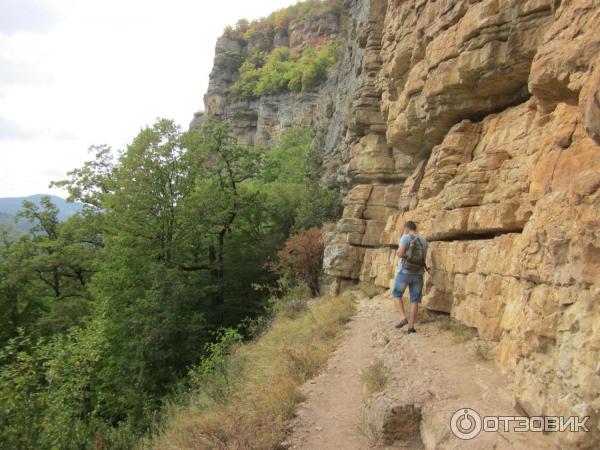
[404,220,417,231]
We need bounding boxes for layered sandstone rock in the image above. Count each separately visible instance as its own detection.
[381,0,554,157]
[323,0,600,448]
[529,0,600,113]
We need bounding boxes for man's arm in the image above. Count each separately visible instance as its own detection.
[396,235,409,258]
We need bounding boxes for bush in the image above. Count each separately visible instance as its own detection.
[0,323,134,449]
[266,228,324,297]
[254,47,295,97]
[189,328,243,404]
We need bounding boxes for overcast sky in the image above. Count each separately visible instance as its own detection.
[0,0,298,198]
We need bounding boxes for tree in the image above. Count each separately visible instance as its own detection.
[51,144,115,209]
[0,197,99,345]
[15,198,96,299]
[184,115,263,306]
[86,120,213,428]
[67,117,263,430]
[257,127,340,231]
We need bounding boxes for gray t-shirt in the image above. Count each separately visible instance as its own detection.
[397,233,428,273]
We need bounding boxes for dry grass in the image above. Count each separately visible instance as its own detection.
[437,315,477,342]
[354,282,386,299]
[148,292,356,450]
[357,407,380,445]
[360,358,391,395]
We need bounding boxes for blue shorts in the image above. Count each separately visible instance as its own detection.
[391,270,423,304]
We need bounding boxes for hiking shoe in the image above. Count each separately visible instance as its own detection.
[405,327,416,334]
[395,319,408,329]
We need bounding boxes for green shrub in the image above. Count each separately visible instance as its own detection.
[229,61,260,100]
[254,47,295,97]
[189,328,243,404]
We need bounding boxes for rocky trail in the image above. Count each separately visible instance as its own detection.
[284,290,556,450]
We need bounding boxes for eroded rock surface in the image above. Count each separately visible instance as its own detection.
[381,0,554,157]
[322,1,600,448]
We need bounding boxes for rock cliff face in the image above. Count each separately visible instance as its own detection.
[201,1,600,447]
[197,2,356,189]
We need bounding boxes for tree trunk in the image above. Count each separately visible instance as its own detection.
[208,242,224,306]
[215,228,226,306]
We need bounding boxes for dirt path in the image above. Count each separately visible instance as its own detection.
[284,289,556,450]
[284,291,374,450]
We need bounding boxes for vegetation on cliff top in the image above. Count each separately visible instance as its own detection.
[223,0,342,101]
[229,40,340,101]
[223,0,342,44]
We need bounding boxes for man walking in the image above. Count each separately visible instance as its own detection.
[392,221,428,333]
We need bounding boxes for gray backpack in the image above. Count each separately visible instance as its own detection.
[403,236,426,272]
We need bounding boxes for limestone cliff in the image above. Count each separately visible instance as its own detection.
[199,1,600,448]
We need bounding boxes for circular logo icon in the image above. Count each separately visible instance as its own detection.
[450,408,482,440]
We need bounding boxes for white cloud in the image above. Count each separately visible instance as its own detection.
[0,54,52,87]
[0,0,58,35]
[0,0,298,197]
[0,115,27,138]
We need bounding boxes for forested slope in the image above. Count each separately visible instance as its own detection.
[0,117,338,448]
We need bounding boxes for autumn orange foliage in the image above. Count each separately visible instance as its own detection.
[266,227,324,297]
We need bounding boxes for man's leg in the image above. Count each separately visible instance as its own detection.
[406,273,423,330]
[408,303,418,330]
[391,272,408,323]
[396,297,407,321]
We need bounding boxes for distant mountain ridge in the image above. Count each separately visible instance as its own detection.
[0,195,83,232]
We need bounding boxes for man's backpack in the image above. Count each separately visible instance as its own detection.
[403,236,426,272]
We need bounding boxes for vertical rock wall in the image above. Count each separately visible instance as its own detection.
[324,1,600,448]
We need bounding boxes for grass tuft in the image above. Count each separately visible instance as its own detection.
[354,282,386,299]
[360,358,391,395]
[147,292,355,450]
